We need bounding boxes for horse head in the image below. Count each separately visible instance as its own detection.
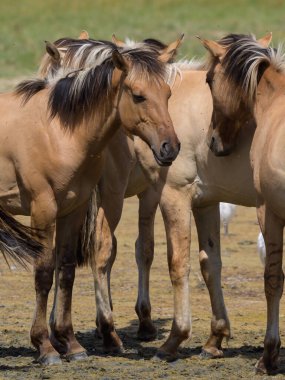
[198,33,272,156]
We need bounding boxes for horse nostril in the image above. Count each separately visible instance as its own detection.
[160,140,171,157]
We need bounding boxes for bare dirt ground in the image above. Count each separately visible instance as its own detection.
[0,198,285,379]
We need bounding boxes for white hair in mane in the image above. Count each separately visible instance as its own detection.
[220,35,285,103]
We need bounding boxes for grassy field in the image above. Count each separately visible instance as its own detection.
[1,0,285,82]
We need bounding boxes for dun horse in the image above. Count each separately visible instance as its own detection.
[1,38,180,365]
[200,33,285,374]
[41,34,270,365]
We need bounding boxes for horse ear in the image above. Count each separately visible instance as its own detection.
[45,41,60,62]
[196,36,226,59]
[112,50,129,73]
[112,34,125,47]
[79,30,89,39]
[257,32,272,48]
[158,34,184,63]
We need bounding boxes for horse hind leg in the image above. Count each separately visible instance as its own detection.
[92,194,125,353]
[135,188,159,341]
[193,204,230,359]
[255,204,284,375]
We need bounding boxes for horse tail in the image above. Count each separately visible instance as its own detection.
[77,188,100,267]
[0,207,42,269]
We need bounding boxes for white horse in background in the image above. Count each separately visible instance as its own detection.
[219,203,236,236]
[257,232,266,266]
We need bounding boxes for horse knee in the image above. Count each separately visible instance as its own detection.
[135,238,154,265]
[264,272,284,298]
[58,264,75,289]
[169,265,190,285]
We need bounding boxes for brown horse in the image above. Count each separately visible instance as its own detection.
[200,33,285,374]
[1,38,180,365]
[40,34,265,364]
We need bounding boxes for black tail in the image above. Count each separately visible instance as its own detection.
[77,188,100,267]
[0,207,42,269]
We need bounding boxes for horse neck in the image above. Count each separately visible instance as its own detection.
[76,101,119,156]
[255,65,285,121]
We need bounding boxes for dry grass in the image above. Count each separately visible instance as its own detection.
[0,198,284,379]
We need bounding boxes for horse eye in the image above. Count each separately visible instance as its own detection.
[132,94,146,103]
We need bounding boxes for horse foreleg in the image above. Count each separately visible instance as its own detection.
[156,186,191,360]
[193,204,230,358]
[30,193,60,365]
[135,188,159,341]
[50,203,89,361]
[92,193,124,352]
[255,204,284,375]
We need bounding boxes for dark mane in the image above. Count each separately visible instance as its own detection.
[143,38,167,50]
[48,42,166,129]
[219,33,256,46]
[214,34,275,102]
[143,38,179,63]
[15,78,47,104]
[49,58,114,128]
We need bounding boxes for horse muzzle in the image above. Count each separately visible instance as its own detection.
[152,140,181,166]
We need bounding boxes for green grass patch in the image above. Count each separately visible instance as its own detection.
[1,0,285,79]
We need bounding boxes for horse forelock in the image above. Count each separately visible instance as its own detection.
[122,47,167,84]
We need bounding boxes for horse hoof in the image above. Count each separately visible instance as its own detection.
[153,350,177,362]
[66,351,88,362]
[255,357,278,376]
[37,354,62,365]
[200,348,224,359]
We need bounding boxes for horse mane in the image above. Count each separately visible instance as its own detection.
[15,78,48,104]
[216,34,285,103]
[16,38,167,129]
